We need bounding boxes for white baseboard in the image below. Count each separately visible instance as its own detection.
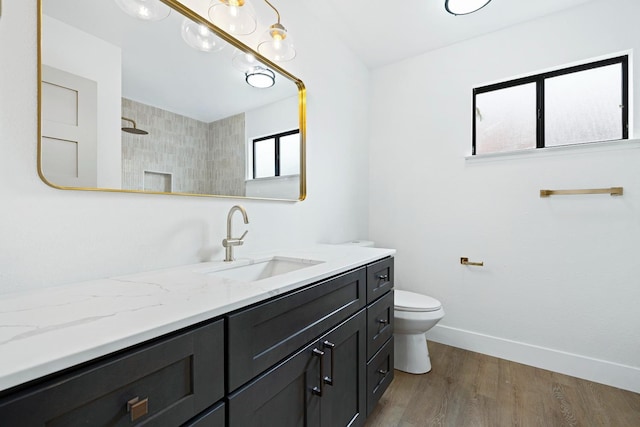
[426,324,640,394]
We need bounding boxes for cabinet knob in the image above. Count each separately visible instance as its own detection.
[377,274,389,281]
[377,319,389,325]
[127,397,149,422]
[378,369,388,375]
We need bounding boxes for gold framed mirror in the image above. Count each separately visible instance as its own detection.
[37,0,306,201]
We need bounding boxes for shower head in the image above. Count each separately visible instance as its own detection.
[121,117,148,135]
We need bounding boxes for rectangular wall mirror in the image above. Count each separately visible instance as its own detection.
[38,0,306,201]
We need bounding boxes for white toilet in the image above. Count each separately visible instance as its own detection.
[394,290,445,374]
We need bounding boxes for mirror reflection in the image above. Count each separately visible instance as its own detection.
[39,0,305,200]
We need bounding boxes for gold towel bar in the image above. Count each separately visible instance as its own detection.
[540,187,623,198]
[461,257,483,267]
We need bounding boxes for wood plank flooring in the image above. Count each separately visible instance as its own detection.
[365,341,640,427]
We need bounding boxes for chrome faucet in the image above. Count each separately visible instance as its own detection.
[222,205,249,262]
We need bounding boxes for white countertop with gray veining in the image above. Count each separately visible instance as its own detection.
[0,244,395,392]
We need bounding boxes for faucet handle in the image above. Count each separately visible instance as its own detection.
[239,230,249,241]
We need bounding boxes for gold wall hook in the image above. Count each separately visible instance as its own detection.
[461,257,483,267]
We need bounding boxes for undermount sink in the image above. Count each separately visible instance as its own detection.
[204,257,324,282]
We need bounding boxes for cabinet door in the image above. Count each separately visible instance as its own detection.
[320,311,367,427]
[228,341,322,427]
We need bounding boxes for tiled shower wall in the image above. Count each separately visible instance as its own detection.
[121,98,246,196]
[208,113,246,196]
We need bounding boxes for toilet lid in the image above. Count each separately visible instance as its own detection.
[395,290,442,312]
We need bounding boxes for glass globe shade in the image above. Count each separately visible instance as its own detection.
[257,24,296,62]
[181,19,224,53]
[208,0,257,35]
[113,0,170,21]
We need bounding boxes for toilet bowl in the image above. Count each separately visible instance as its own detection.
[394,290,445,374]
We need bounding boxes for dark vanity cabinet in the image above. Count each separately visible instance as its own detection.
[0,257,394,427]
[0,319,225,427]
[226,267,368,427]
[227,258,395,427]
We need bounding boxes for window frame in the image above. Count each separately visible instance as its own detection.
[251,129,300,179]
[472,55,629,155]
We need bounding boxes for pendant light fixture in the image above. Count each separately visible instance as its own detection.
[257,0,296,62]
[113,0,170,21]
[245,66,275,88]
[208,0,257,36]
[181,18,225,52]
[445,0,492,16]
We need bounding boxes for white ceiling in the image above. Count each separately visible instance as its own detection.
[298,0,601,68]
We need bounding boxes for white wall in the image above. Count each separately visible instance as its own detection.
[369,0,640,392]
[42,16,122,189]
[0,0,370,293]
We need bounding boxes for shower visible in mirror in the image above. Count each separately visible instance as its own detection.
[38,0,306,200]
[121,117,148,135]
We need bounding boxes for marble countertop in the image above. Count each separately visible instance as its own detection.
[0,244,395,392]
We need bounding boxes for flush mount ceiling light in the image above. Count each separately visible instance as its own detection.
[257,0,296,62]
[181,18,225,52]
[208,0,257,36]
[445,0,492,15]
[113,0,170,21]
[245,66,275,88]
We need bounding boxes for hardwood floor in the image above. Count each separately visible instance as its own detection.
[365,341,640,427]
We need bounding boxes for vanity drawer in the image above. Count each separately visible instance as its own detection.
[366,336,394,416]
[227,267,366,392]
[0,319,224,427]
[183,401,225,427]
[366,257,394,303]
[366,290,394,360]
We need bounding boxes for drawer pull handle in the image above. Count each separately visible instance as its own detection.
[312,348,325,396]
[377,274,389,281]
[377,319,389,325]
[127,397,149,422]
[378,369,389,375]
[323,340,336,386]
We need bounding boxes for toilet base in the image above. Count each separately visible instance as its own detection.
[394,333,432,374]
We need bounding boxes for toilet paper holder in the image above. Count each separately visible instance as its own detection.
[460,257,484,267]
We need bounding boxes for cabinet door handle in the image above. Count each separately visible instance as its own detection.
[127,397,149,422]
[312,348,325,396]
[377,274,389,281]
[377,319,389,325]
[323,340,335,386]
[378,369,389,375]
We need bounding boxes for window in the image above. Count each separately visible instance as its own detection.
[473,56,628,155]
[252,129,300,179]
